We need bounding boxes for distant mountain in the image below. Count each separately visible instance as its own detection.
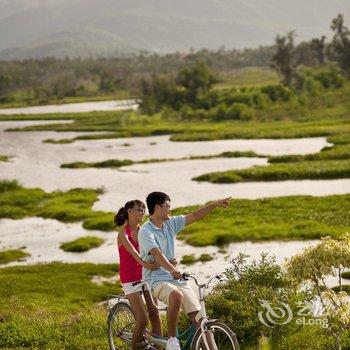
[0,0,349,59]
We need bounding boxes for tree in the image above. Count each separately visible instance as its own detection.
[311,36,327,65]
[272,31,298,87]
[176,61,216,105]
[286,234,350,350]
[328,14,350,77]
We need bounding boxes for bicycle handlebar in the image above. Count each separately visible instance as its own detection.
[181,272,227,288]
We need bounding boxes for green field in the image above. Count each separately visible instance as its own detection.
[0,263,121,349]
[174,195,350,246]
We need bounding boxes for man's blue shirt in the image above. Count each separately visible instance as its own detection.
[138,215,186,289]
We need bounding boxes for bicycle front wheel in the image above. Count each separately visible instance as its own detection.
[191,321,239,350]
[107,301,135,350]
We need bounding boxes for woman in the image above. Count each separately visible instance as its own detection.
[114,200,162,350]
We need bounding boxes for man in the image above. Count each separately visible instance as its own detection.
[138,191,230,350]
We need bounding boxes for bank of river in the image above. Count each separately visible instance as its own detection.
[0,99,138,115]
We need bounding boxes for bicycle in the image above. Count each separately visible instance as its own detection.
[107,273,239,350]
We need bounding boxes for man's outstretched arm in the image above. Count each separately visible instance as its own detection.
[185,197,231,226]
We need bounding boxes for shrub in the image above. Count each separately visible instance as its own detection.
[315,68,344,89]
[213,103,255,121]
[261,84,291,101]
[0,249,30,264]
[180,254,197,265]
[60,236,104,252]
[206,253,309,347]
[0,180,21,193]
[198,253,213,262]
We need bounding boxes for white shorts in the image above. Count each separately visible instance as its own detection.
[152,282,202,317]
[121,280,149,295]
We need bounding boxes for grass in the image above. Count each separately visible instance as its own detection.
[173,194,350,246]
[180,254,197,265]
[194,159,350,183]
[194,130,350,183]
[59,236,104,252]
[180,253,214,265]
[0,262,121,349]
[61,159,133,169]
[0,155,10,162]
[43,138,74,144]
[1,180,349,247]
[0,90,131,108]
[0,179,115,231]
[214,67,279,89]
[1,82,350,144]
[60,151,263,169]
[268,142,350,163]
[3,113,350,144]
[0,249,30,265]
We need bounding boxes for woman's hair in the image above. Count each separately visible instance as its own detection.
[114,200,145,227]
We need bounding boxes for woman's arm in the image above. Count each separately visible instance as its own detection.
[118,229,143,264]
[118,229,158,270]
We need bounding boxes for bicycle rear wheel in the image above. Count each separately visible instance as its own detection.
[191,321,239,350]
[107,301,135,350]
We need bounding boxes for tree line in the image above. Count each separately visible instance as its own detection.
[0,46,274,103]
[0,14,348,106]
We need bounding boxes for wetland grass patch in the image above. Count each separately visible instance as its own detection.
[60,236,104,252]
[0,180,114,231]
[0,249,30,264]
[194,159,350,183]
[174,194,350,246]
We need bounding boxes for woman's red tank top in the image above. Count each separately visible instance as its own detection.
[118,225,142,283]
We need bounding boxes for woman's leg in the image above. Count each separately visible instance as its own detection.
[127,292,148,350]
[144,290,162,336]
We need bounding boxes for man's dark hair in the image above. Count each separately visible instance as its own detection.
[146,191,170,215]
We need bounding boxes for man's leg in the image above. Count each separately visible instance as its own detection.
[152,283,183,338]
[180,284,218,350]
[167,289,183,337]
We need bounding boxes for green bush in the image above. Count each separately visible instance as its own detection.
[0,180,21,193]
[60,236,104,252]
[206,253,309,347]
[0,249,30,264]
[198,253,213,262]
[261,84,291,101]
[315,68,344,89]
[213,102,255,121]
[180,254,197,265]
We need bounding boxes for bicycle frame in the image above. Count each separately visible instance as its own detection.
[108,273,228,350]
